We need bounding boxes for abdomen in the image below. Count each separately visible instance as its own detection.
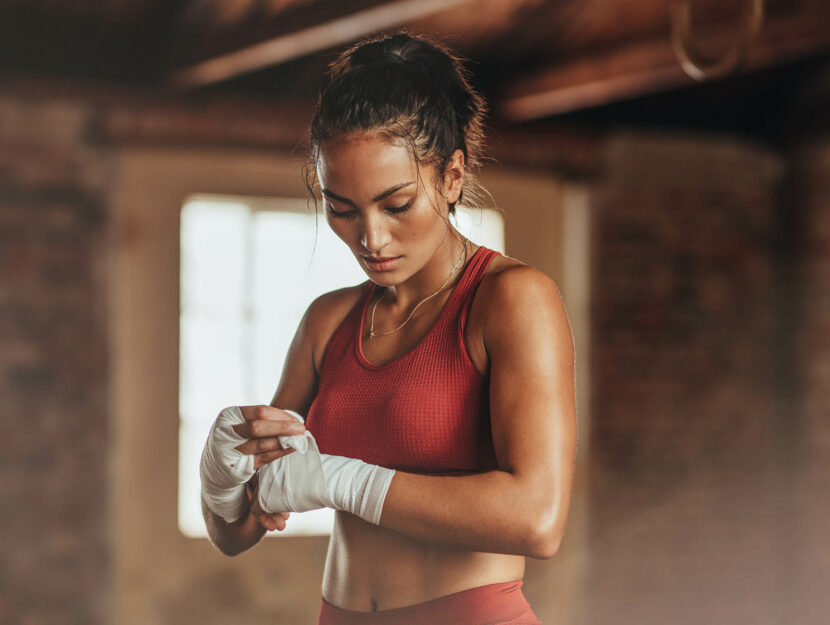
[322,511,526,612]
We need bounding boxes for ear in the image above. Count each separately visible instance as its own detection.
[442,149,465,204]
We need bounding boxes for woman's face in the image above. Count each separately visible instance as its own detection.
[316,131,463,285]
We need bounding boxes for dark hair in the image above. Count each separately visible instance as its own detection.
[302,31,491,224]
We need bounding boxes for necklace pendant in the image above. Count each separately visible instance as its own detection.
[369,331,375,339]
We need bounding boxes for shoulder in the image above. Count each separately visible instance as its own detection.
[269,281,371,412]
[478,252,562,307]
[306,280,369,324]
[477,254,572,355]
[303,280,371,372]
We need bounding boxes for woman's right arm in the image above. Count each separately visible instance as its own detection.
[202,488,267,556]
[202,288,352,555]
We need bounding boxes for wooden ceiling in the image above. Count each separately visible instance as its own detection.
[1,0,829,131]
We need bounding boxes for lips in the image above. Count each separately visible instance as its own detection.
[363,255,401,271]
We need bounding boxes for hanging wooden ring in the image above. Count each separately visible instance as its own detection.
[671,0,765,81]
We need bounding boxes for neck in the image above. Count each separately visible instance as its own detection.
[382,232,470,311]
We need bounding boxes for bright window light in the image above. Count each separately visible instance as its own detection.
[179,196,505,538]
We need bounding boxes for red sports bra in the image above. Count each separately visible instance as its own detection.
[305,245,502,475]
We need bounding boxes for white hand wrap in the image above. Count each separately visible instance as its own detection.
[257,425,396,526]
[199,406,310,523]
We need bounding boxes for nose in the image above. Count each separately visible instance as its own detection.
[360,213,391,253]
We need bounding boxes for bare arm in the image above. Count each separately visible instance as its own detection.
[202,487,267,556]
[377,267,578,559]
[201,291,325,555]
[222,275,577,558]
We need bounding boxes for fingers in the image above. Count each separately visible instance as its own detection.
[239,404,303,424]
[251,494,292,531]
[253,447,296,471]
[255,512,287,532]
[232,415,305,439]
[266,516,288,532]
[235,436,294,455]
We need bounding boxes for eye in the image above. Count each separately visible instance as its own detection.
[327,204,357,219]
[327,201,411,218]
[386,201,412,214]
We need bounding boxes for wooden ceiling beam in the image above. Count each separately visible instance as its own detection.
[167,0,473,90]
[486,121,605,178]
[0,72,312,151]
[499,6,830,122]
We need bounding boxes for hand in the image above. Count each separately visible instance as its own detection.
[256,432,397,525]
[232,405,307,470]
[257,429,332,514]
[200,404,307,523]
[246,474,291,532]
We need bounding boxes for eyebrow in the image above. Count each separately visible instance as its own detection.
[321,181,414,206]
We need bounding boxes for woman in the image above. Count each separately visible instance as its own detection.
[200,31,577,624]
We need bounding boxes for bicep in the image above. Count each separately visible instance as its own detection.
[485,268,577,501]
[269,302,320,416]
[269,286,361,416]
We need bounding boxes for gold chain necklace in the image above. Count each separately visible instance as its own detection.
[368,238,469,339]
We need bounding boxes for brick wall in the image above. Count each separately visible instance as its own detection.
[1,86,827,625]
[0,96,110,624]
[0,86,308,625]
[586,131,788,624]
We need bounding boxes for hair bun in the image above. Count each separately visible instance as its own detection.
[381,51,406,65]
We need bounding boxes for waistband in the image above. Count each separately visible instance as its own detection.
[317,580,541,625]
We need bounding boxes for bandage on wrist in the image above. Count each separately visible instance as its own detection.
[199,406,310,523]
[257,422,396,525]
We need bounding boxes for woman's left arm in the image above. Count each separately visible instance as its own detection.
[378,265,578,559]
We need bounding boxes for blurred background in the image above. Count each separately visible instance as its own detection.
[1,0,828,623]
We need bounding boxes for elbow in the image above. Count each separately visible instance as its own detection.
[215,541,243,557]
[514,474,569,559]
[205,524,249,557]
[224,547,248,558]
[212,535,251,557]
[528,529,562,560]
[526,508,564,560]
[207,534,239,557]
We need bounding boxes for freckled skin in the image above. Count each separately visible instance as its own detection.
[316,131,469,312]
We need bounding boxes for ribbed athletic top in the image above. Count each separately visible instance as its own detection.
[305,245,502,476]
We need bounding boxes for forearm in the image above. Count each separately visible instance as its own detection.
[378,470,557,559]
[202,493,266,556]
[249,420,561,558]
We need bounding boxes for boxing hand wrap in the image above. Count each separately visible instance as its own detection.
[257,427,396,526]
[199,406,309,523]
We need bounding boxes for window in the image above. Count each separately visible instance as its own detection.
[179,194,505,537]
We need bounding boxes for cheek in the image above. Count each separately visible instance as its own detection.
[399,198,444,238]
[324,214,353,242]
[408,206,446,241]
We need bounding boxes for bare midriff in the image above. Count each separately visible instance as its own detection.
[321,511,526,612]
[318,250,527,612]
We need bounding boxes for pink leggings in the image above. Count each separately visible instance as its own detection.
[317,580,541,625]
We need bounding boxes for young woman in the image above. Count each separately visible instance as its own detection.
[200,31,577,625]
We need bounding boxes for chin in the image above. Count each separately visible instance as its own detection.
[367,274,398,286]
